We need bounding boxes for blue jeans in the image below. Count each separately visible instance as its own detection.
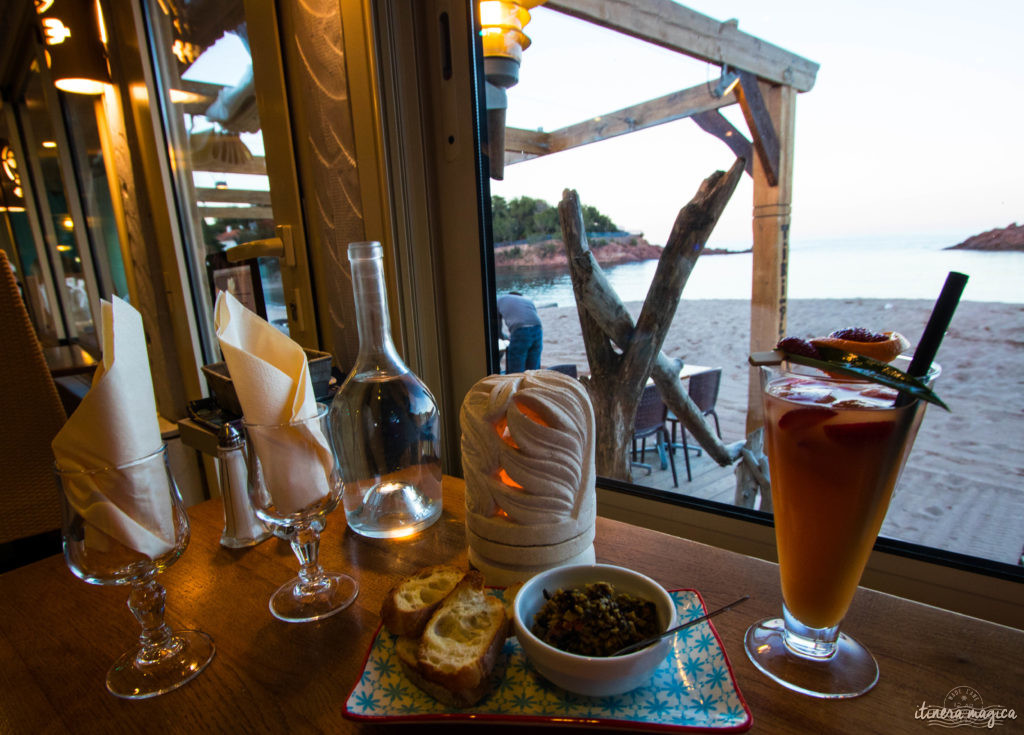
[505,324,543,373]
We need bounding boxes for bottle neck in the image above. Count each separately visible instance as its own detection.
[349,242,404,372]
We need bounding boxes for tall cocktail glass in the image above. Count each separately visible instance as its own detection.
[744,357,938,698]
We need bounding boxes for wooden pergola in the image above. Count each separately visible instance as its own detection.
[497,0,819,437]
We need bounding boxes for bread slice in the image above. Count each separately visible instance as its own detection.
[381,565,466,637]
[395,635,501,709]
[416,571,509,694]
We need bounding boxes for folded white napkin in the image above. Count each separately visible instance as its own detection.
[214,291,332,514]
[52,297,175,558]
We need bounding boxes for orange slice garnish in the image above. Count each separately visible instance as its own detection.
[810,331,910,363]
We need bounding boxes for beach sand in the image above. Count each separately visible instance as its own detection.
[534,298,1024,566]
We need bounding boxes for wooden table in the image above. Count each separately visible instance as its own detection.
[1,477,1020,733]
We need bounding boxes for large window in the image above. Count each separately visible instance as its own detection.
[143,0,289,362]
[484,3,1024,574]
[1,113,61,344]
[3,53,128,353]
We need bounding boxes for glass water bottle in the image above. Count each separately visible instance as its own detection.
[329,241,442,538]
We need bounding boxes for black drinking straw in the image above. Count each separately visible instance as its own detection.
[895,271,969,406]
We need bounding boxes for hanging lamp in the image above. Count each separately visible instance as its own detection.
[37,0,111,95]
[478,1,545,179]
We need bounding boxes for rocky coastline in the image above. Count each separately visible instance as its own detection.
[945,223,1024,251]
[492,222,1023,269]
[492,236,748,269]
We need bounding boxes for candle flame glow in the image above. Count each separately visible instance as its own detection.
[498,468,523,489]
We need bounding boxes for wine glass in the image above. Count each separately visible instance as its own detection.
[744,358,938,698]
[242,403,358,622]
[56,446,215,699]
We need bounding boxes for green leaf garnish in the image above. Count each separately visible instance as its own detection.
[751,346,948,411]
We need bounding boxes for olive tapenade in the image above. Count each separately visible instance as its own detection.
[530,582,659,657]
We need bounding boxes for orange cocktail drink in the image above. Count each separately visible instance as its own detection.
[762,370,922,630]
[745,289,957,699]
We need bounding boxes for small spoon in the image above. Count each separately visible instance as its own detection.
[612,595,750,656]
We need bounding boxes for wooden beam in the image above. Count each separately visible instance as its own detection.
[546,0,819,92]
[504,150,538,166]
[195,187,272,205]
[504,81,734,165]
[178,80,224,97]
[691,110,753,176]
[504,127,552,155]
[195,187,272,204]
[548,82,735,152]
[734,69,780,186]
[192,156,268,175]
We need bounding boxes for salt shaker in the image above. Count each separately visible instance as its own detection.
[217,423,271,548]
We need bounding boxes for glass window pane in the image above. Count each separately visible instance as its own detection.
[0,132,61,343]
[60,94,129,302]
[144,0,288,353]
[20,67,96,342]
[485,4,1024,570]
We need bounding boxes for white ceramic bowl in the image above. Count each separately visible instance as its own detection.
[512,563,677,697]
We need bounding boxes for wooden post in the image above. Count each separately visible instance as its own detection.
[746,81,795,436]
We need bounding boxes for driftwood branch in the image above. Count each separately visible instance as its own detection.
[734,427,771,511]
[558,157,747,480]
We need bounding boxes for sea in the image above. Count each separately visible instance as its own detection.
[494,235,1023,307]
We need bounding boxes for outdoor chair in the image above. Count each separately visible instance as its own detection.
[668,367,722,482]
[630,384,678,487]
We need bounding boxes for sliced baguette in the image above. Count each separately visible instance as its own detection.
[380,565,466,637]
[416,571,509,693]
[395,635,501,709]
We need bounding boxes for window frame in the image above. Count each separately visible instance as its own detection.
[370,0,1021,628]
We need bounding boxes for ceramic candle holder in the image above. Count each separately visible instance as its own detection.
[460,369,596,586]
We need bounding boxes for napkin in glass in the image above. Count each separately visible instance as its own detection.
[51,297,175,558]
[214,290,332,514]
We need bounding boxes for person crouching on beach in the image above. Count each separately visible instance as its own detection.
[498,292,543,373]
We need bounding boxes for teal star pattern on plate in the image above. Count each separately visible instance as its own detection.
[344,589,751,731]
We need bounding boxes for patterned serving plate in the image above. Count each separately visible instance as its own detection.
[344,589,752,732]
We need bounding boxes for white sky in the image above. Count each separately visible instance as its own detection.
[492,1,1024,248]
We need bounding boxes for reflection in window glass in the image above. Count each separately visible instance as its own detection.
[145,0,287,354]
[61,94,129,302]
[22,68,95,341]
[1,128,61,343]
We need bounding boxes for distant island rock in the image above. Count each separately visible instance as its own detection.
[493,235,750,269]
[703,246,752,256]
[945,223,1024,251]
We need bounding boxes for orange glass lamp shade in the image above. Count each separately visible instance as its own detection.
[460,369,596,586]
[479,1,543,179]
[38,0,111,95]
[478,0,544,88]
[480,1,531,63]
